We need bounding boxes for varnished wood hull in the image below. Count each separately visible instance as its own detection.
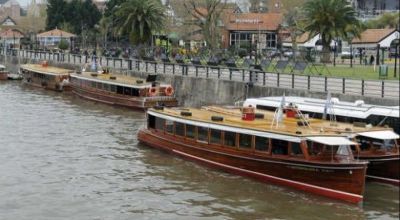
[138,129,367,203]
[71,85,178,110]
[0,72,8,80]
[358,155,400,186]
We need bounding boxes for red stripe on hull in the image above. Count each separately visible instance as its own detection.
[138,129,366,203]
[0,73,8,80]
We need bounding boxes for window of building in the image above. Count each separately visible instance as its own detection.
[210,129,221,144]
[224,131,236,147]
[266,33,277,48]
[91,81,96,88]
[175,122,185,136]
[239,133,252,149]
[186,124,195,139]
[271,139,288,155]
[230,32,252,48]
[197,127,208,142]
[255,136,269,152]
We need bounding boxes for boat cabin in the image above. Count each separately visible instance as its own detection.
[146,108,358,163]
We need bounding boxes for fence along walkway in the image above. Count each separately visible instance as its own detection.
[8,49,400,99]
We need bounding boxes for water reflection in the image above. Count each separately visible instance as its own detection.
[0,81,398,219]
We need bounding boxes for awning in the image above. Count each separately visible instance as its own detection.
[306,136,357,146]
[357,130,399,140]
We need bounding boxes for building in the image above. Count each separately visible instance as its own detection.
[221,12,283,50]
[0,28,24,48]
[36,28,76,49]
[352,28,399,49]
[0,0,21,24]
[349,0,399,20]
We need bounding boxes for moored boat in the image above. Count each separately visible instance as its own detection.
[242,97,400,185]
[69,69,178,110]
[20,62,73,91]
[138,106,368,203]
[0,64,9,80]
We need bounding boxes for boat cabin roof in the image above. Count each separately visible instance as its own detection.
[148,107,360,144]
[70,71,169,89]
[244,96,399,119]
[20,64,73,76]
[203,106,398,139]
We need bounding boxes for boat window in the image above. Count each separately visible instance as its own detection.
[224,131,236,147]
[132,88,139,96]
[255,136,269,151]
[357,136,395,151]
[124,87,132,95]
[148,115,156,129]
[271,139,288,155]
[239,133,252,149]
[186,124,195,139]
[110,85,116,92]
[165,120,174,133]
[116,86,124,94]
[210,129,221,144]
[155,117,165,131]
[197,126,208,142]
[307,141,324,156]
[103,84,110,91]
[291,142,303,156]
[97,82,103,90]
[175,122,185,136]
[91,81,96,88]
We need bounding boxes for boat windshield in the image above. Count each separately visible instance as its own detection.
[357,136,396,151]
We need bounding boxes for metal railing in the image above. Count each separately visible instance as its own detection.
[2,49,399,99]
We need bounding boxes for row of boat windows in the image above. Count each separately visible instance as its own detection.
[27,71,55,80]
[148,115,304,156]
[70,77,140,96]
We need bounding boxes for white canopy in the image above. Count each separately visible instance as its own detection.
[306,136,357,146]
[357,130,399,140]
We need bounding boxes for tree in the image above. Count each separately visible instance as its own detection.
[365,12,400,29]
[58,39,69,50]
[283,7,304,57]
[46,0,67,30]
[303,0,361,63]
[114,0,165,45]
[184,0,227,51]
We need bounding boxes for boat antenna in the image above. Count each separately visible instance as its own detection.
[323,91,337,125]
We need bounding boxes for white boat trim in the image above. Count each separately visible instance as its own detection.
[71,73,170,89]
[306,136,358,146]
[357,130,399,140]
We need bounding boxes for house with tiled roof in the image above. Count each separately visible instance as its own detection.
[36,28,76,48]
[0,28,24,48]
[221,12,283,49]
[351,28,399,48]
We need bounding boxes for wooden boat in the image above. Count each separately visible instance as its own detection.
[243,97,400,185]
[69,69,178,110]
[7,72,23,80]
[20,62,73,91]
[0,64,9,80]
[138,106,368,203]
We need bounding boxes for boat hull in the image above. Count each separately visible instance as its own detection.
[138,129,367,203]
[358,155,400,186]
[0,72,8,80]
[71,85,178,110]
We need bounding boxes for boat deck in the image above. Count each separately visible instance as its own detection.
[202,106,391,135]
[73,71,157,87]
[20,64,73,75]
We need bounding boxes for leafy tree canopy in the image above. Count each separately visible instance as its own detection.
[365,12,400,29]
[46,0,101,34]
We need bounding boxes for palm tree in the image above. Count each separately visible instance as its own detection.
[114,0,165,45]
[303,0,362,63]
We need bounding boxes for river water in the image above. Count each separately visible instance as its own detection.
[0,81,398,220]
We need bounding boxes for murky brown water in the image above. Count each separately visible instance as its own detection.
[0,81,398,220]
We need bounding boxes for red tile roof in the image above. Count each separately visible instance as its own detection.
[0,28,23,38]
[223,13,283,31]
[37,28,76,38]
[352,28,396,44]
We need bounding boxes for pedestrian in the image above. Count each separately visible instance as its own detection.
[369,55,374,65]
